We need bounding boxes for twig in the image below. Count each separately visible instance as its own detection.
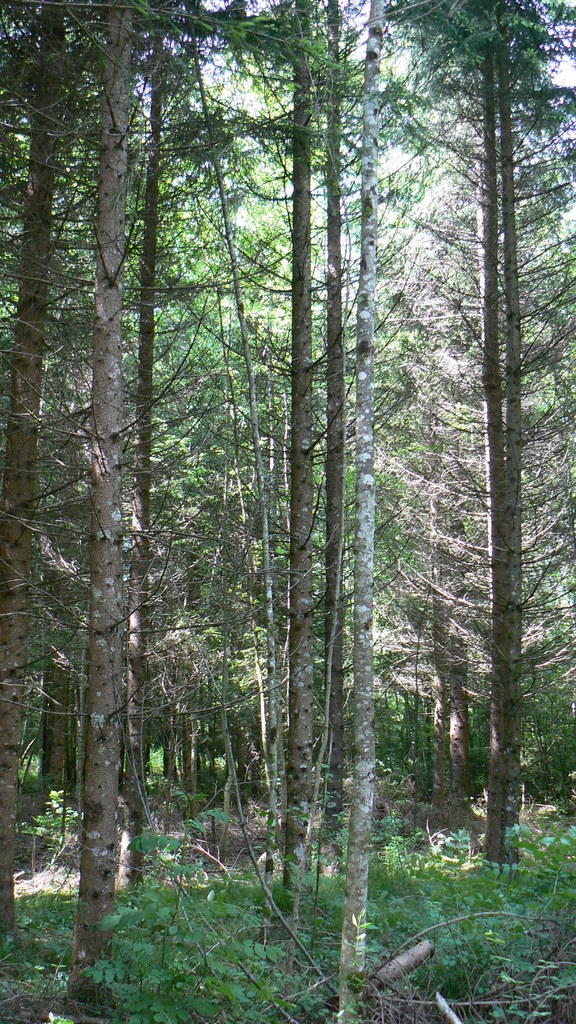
[435,990,465,1024]
[191,840,229,873]
[380,908,545,959]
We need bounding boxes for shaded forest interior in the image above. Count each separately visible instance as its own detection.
[1,0,576,1021]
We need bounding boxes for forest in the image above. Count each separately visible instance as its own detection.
[1,0,576,1021]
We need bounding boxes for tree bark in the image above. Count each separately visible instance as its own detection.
[0,4,64,933]
[497,20,523,847]
[435,991,465,1024]
[448,517,470,804]
[371,941,434,988]
[41,660,72,793]
[449,620,470,803]
[482,27,523,866]
[480,48,508,866]
[285,0,315,884]
[118,38,163,891]
[339,1,384,1015]
[69,1,131,992]
[181,713,198,813]
[432,591,448,811]
[430,490,447,812]
[325,0,346,819]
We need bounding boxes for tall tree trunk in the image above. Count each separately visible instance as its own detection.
[483,29,523,866]
[69,1,131,992]
[448,517,470,804]
[325,0,346,819]
[41,660,72,793]
[0,5,64,933]
[339,1,384,1015]
[430,462,447,812]
[284,0,315,883]
[480,48,507,865]
[496,22,523,855]
[192,36,280,879]
[181,713,198,813]
[449,621,470,803]
[118,40,163,891]
[431,561,447,812]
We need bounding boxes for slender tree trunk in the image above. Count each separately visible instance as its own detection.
[429,428,470,810]
[431,566,447,812]
[482,33,523,866]
[192,38,280,878]
[285,0,315,883]
[480,49,507,865]
[118,40,163,890]
[497,24,523,848]
[325,0,346,819]
[0,5,64,932]
[448,517,470,803]
[162,718,178,787]
[430,466,447,812]
[339,1,384,1014]
[449,622,470,803]
[69,1,131,992]
[41,661,71,793]
[181,713,198,815]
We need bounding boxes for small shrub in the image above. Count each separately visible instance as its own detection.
[22,790,78,859]
[86,832,289,1024]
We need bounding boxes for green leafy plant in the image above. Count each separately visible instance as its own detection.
[23,790,78,859]
[85,832,288,1024]
[6,817,576,1024]
[366,819,576,1014]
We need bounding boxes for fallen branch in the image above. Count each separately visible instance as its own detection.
[370,940,434,988]
[435,991,465,1024]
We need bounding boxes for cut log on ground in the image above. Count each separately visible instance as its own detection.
[369,940,434,988]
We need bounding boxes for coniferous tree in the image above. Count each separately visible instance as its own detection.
[70,0,132,991]
[481,33,519,866]
[0,3,64,932]
[285,0,315,883]
[325,0,346,818]
[118,37,164,889]
[386,0,575,831]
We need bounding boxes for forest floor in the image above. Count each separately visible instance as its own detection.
[3,790,576,1024]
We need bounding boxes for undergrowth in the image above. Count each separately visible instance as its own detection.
[2,818,576,1023]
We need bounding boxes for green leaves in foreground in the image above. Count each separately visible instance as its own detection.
[5,819,576,1024]
[368,820,576,1017]
[87,830,288,1024]
[86,821,576,1023]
